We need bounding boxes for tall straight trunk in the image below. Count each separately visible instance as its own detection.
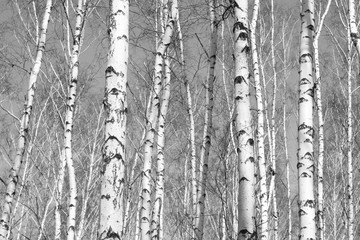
[98,0,129,238]
[250,1,267,239]
[140,1,177,239]
[0,1,52,238]
[64,1,86,239]
[346,25,354,240]
[151,56,171,240]
[298,1,316,239]
[313,1,332,239]
[233,0,255,239]
[194,1,218,239]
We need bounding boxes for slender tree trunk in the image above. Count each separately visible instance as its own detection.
[233,0,256,239]
[250,1,267,239]
[313,1,332,239]
[298,1,316,239]
[151,55,171,240]
[98,0,129,238]
[0,1,52,238]
[55,150,66,240]
[140,1,177,239]
[64,1,87,239]
[194,1,218,239]
[346,24,354,240]
[348,1,358,239]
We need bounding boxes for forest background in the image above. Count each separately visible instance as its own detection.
[0,0,358,239]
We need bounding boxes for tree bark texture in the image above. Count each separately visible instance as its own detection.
[233,0,256,239]
[298,1,316,239]
[98,0,129,239]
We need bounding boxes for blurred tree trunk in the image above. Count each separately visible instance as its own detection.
[233,0,256,239]
[298,0,316,239]
[0,0,52,239]
[98,0,129,238]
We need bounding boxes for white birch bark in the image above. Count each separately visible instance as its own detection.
[349,0,360,60]
[269,1,278,238]
[233,0,255,239]
[250,1,268,239]
[348,1,358,239]
[313,1,332,239]
[0,1,52,238]
[55,150,66,240]
[151,56,171,240]
[194,1,218,239]
[98,0,129,238]
[346,24,354,240]
[140,1,177,239]
[298,1,316,239]
[64,1,86,239]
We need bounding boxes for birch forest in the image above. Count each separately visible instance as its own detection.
[2,0,360,239]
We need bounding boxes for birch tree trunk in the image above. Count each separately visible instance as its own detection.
[64,1,87,239]
[346,23,354,240]
[151,56,171,240]
[98,0,129,238]
[140,1,177,239]
[313,1,332,239]
[55,150,66,240]
[0,1,52,238]
[194,0,218,238]
[250,1,267,239]
[298,1,316,239]
[233,0,256,239]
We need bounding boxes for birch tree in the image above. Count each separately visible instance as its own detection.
[0,1,52,238]
[140,1,178,239]
[98,0,129,238]
[63,1,87,239]
[249,0,268,239]
[233,0,255,239]
[298,0,316,239]
[194,0,218,238]
[313,1,332,239]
